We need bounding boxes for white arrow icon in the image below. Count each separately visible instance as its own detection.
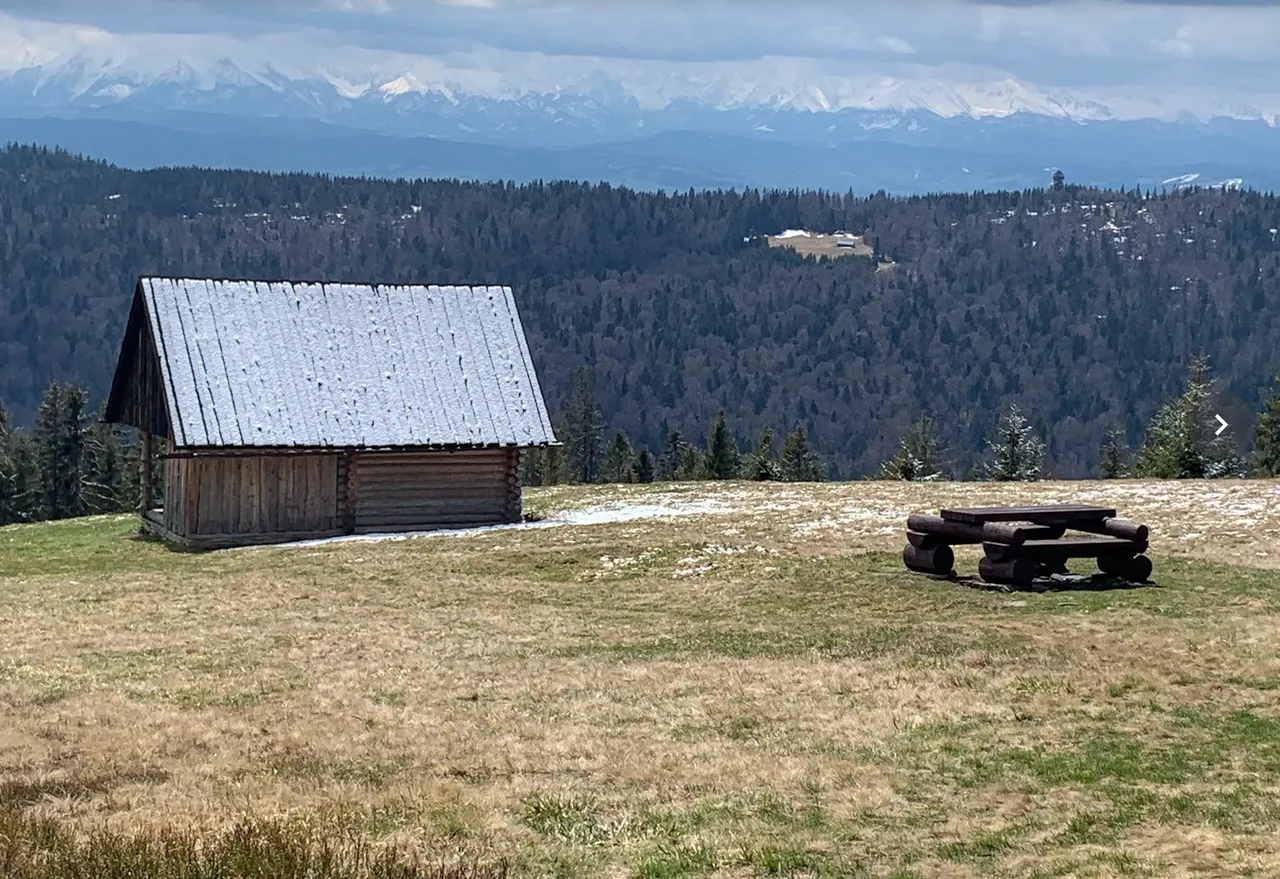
[1215,414,1228,436]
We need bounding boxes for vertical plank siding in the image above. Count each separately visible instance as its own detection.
[163,455,186,535]
[166,454,341,540]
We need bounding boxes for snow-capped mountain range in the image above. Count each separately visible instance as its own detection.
[2,12,1279,193]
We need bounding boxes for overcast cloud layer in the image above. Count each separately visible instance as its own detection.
[1,1,1278,119]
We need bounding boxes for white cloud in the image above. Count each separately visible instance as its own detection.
[876,36,916,56]
[0,2,1279,121]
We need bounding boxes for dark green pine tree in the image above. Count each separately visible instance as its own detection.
[656,428,686,481]
[1134,356,1247,479]
[632,447,655,484]
[517,447,544,488]
[780,423,824,482]
[880,412,947,481]
[0,400,27,525]
[1099,426,1130,479]
[1254,374,1280,477]
[740,425,780,480]
[536,420,571,486]
[601,431,635,483]
[562,367,604,484]
[0,425,39,527]
[677,444,706,480]
[35,381,87,520]
[706,410,739,480]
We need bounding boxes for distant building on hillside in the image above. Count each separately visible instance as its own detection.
[1052,169,1066,190]
[836,237,857,248]
[104,277,558,550]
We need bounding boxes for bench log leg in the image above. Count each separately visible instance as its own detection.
[978,556,1038,588]
[1098,553,1152,583]
[904,543,955,576]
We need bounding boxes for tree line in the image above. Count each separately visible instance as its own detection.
[0,384,147,526]
[518,367,826,487]
[2,144,1280,477]
[881,358,1280,482]
[4,357,1278,529]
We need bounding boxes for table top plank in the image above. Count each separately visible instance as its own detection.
[941,504,1116,524]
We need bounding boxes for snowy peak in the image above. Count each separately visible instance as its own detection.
[2,14,1280,128]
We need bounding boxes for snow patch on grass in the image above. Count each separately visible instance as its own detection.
[241,495,734,550]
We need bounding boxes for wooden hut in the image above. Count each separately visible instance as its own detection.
[104,277,558,550]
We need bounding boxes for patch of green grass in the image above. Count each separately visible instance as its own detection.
[936,826,1022,862]
[0,516,183,578]
[520,792,618,846]
[637,842,721,879]
[1227,676,1280,692]
[897,703,1280,851]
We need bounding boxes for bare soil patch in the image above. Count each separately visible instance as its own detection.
[766,232,874,259]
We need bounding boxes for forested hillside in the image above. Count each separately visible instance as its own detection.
[2,143,1279,477]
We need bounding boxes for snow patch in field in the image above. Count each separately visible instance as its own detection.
[237,495,732,551]
[557,497,731,525]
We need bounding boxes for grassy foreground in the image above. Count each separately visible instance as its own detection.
[2,480,1280,878]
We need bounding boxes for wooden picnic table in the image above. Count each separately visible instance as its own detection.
[939,504,1116,524]
[902,503,1153,588]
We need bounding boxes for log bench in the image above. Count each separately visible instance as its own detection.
[903,504,1153,587]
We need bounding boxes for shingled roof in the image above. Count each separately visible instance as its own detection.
[105,277,557,450]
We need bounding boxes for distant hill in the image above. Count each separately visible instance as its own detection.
[1,144,1278,477]
[2,114,1278,195]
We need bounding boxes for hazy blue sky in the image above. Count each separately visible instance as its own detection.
[1,1,1277,115]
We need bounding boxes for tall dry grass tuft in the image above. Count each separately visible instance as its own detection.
[0,797,510,879]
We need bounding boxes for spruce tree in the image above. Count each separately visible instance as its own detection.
[539,421,571,486]
[35,381,87,520]
[0,428,39,526]
[633,447,655,484]
[706,410,739,479]
[677,444,705,480]
[984,404,1046,482]
[562,367,604,484]
[0,401,22,526]
[1134,356,1247,478]
[1099,426,1130,479]
[1253,374,1280,477]
[601,431,635,483]
[656,428,685,481]
[740,426,780,480]
[881,412,946,481]
[518,447,544,487]
[779,424,824,481]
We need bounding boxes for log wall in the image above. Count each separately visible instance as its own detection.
[349,448,521,533]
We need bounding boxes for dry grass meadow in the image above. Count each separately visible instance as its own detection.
[3,478,1280,878]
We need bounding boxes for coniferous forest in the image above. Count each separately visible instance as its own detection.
[3,142,1280,522]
